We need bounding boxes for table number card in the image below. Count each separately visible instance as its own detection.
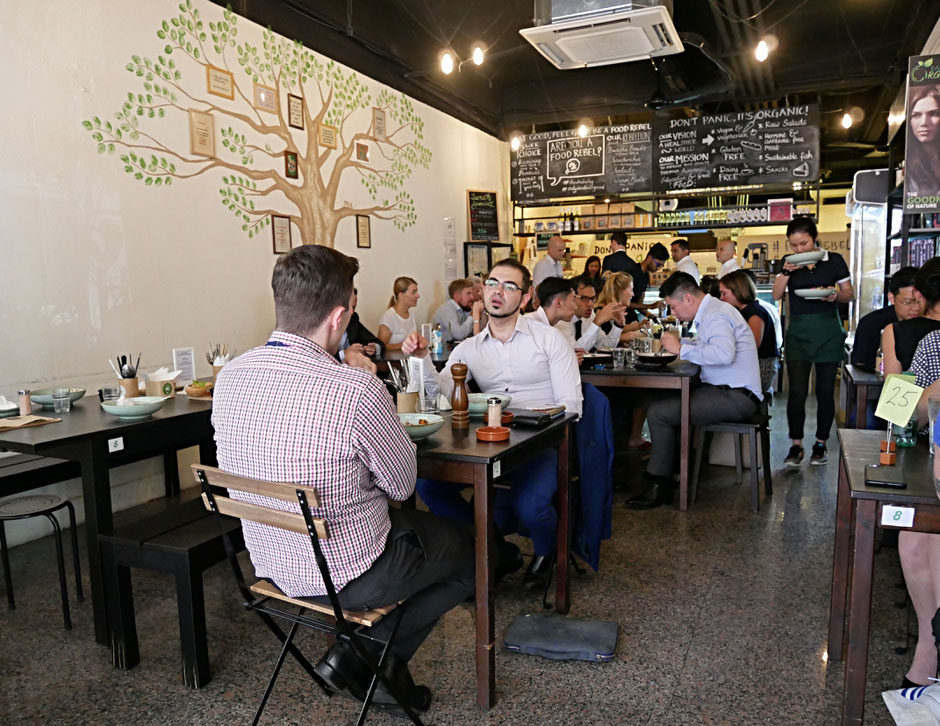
[874,374,923,426]
[881,505,915,528]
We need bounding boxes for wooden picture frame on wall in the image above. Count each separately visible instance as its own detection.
[253,82,278,114]
[272,215,292,254]
[467,189,499,242]
[287,93,304,129]
[318,123,338,149]
[206,65,234,100]
[356,214,371,248]
[284,151,299,179]
[188,109,215,157]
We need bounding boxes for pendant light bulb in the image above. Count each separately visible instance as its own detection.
[841,113,852,129]
[755,39,769,62]
[578,123,589,137]
[472,45,484,66]
[441,51,454,75]
[510,135,521,152]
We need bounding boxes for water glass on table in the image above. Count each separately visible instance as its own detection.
[929,395,940,455]
[417,391,439,414]
[611,348,627,369]
[100,385,122,403]
[52,388,71,413]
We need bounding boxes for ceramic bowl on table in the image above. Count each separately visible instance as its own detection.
[636,352,678,366]
[184,383,213,398]
[30,388,86,409]
[467,393,512,418]
[793,287,836,299]
[100,396,168,420]
[786,250,826,266]
[398,413,444,441]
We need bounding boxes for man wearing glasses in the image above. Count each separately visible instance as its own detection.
[555,276,627,352]
[409,258,581,587]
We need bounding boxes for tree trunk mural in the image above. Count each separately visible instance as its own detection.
[83,2,431,248]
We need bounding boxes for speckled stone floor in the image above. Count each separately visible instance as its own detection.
[0,396,915,725]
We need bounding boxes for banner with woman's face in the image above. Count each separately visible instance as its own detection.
[904,54,940,212]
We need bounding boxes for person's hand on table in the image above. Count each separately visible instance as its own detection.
[661,330,681,355]
[574,348,585,365]
[401,331,428,356]
[593,302,625,327]
[620,329,643,343]
[344,347,377,374]
[360,342,377,356]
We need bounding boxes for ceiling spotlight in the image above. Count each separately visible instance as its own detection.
[604,197,611,204]
[441,51,454,75]
[841,113,853,129]
[578,123,589,137]
[510,134,521,151]
[472,45,485,66]
[755,39,769,62]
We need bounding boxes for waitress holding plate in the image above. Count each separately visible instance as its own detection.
[772,217,853,468]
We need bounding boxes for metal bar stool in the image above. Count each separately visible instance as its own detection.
[0,493,83,629]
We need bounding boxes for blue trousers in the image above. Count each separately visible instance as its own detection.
[416,451,558,557]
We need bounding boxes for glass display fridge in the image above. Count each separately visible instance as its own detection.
[847,169,889,335]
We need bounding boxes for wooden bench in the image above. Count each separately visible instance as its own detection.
[99,492,244,688]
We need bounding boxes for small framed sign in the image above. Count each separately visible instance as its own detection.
[318,123,338,149]
[287,93,304,129]
[356,214,371,248]
[172,347,196,386]
[355,142,370,163]
[253,82,277,114]
[188,109,215,157]
[272,215,292,254]
[373,107,387,142]
[206,65,234,100]
[284,151,299,179]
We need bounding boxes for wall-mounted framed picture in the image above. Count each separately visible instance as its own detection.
[373,107,387,142]
[355,142,370,163]
[318,123,338,149]
[284,151,299,179]
[188,109,215,157]
[272,215,292,254]
[253,82,277,114]
[287,93,304,130]
[356,214,371,248]
[206,65,234,100]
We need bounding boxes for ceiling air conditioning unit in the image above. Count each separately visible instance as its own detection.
[520,0,683,70]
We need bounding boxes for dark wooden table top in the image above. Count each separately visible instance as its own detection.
[837,429,936,504]
[412,411,576,464]
[0,395,213,453]
[843,364,884,387]
[580,359,700,380]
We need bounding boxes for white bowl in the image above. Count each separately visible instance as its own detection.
[786,250,825,266]
[793,287,836,299]
[467,393,512,417]
[30,388,86,409]
[101,396,168,419]
[398,413,444,440]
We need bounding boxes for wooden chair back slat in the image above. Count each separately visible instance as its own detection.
[191,464,321,507]
[200,492,329,540]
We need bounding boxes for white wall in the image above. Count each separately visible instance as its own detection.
[0,0,506,545]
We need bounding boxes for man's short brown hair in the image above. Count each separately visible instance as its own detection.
[448,278,473,299]
[489,258,532,293]
[272,245,359,335]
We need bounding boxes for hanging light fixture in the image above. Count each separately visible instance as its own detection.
[440,51,454,75]
[472,45,485,65]
[841,113,853,129]
[755,39,769,62]
[577,123,590,137]
[510,134,522,151]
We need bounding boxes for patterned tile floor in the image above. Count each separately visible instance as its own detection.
[0,397,914,724]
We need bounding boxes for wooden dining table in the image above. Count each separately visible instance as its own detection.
[581,359,700,510]
[840,363,884,429]
[828,428,939,725]
[0,395,216,645]
[413,411,575,709]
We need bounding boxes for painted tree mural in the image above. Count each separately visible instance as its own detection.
[83,1,431,246]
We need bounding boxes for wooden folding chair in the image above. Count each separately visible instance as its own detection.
[192,464,425,726]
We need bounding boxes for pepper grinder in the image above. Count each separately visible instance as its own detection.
[450,362,469,429]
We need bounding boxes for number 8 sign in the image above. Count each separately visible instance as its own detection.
[874,374,924,426]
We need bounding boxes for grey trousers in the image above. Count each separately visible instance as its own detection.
[647,384,759,477]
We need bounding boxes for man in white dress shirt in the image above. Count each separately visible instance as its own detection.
[554,276,627,352]
[430,278,482,344]
[670,239,701,284]
[415,258,581,586]
[716,239,740,279]
[627,272,762,509]
[532,235,566,290]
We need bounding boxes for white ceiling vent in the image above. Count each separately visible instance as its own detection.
[520,4,683,70]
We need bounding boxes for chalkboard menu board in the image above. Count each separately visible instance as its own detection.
[467,189,499,241]
[653,105,820,191]
[510,123,653,202]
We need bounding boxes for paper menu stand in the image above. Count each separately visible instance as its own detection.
[874,374,923,465]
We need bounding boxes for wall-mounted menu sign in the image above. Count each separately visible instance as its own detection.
[467,189,500,241]
[653,105,820,191]
[510,123,653,202]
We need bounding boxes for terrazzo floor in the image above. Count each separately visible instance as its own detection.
[0,396,919,725]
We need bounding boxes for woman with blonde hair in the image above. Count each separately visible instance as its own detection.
[596,272,647,342]
[377,276,419,352]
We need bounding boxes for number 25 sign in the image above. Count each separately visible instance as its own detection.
[874,374,924,426]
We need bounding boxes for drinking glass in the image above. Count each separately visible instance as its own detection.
[417,391,439,415]
[929,395,940,455]
[421,323,433,343]
[101,385,122,402]
[636,336,652,354]
[52,388,71,413]
[624,344,638,368]
[611,348,626,369]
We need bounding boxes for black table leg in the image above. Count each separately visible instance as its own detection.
[163,451,181,497]
[101,543,140,670]
[80,438,113,645]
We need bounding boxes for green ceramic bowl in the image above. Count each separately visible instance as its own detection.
[398,413,444,441]
[101,396,168,420]
[30,388,86,409]
[467,392,512,417]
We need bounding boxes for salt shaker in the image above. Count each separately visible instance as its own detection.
[17,389,32,416]
[487,396,501,428]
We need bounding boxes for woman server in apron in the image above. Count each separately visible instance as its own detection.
[772,217,854,467]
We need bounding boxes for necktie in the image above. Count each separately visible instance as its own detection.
[574,319,582,340]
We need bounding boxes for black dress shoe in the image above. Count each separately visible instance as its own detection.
[523,555,552,589]
[626,476,675,510]
[495,538,524,583]
[374,654,433,714]
[314,640,372,700]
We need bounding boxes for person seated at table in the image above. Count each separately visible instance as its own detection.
[412,258,582,588]
[627,272,762,509]
[883,258,940,374]
[378,276,419,352]
[718,270,779,395]
[603,235,668,319]
[671,238,701,284]
[851,266,922,371]
[338,287,383,368]
[554,275,627,352]
[212,245,474,714]
[594,272,649,343]
[430,278,483,345]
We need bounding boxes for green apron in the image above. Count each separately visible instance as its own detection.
[786,311,846,363]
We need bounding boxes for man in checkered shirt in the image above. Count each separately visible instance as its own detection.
[212,245,474,714]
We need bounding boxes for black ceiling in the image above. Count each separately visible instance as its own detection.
[220,0,940,185]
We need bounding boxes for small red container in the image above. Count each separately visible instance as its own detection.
[501,411,514,425]
[476,426,510,442]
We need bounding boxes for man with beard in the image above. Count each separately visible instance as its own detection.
[408,258,581,587]
[430,278,483,344]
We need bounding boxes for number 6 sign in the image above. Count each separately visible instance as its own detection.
[874,374,924,426]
